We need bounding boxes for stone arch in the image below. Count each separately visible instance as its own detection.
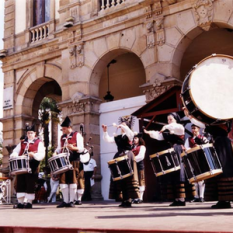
[89,48,146,98]
[15,63,63,116]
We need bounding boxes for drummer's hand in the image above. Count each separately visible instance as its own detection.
[28,152,35,158]
[143,129,149,134]
[52,152,57,157]
[183,107,192,119]
[67,144,75,150]
[159,126,167,133]
[102,124,107,132]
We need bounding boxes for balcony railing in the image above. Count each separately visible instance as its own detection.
[100,0,126,11]
[29,22,50,43]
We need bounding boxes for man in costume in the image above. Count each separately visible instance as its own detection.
[184,108,233,208]
[10,124,45,209]
[54,116,85,208]
[102,115,140,208]
[144,112,186,206]
[184,124,208,202]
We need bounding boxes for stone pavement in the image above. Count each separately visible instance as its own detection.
[0,201,233,233]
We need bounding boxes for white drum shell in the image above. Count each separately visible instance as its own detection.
[9,155,29,175]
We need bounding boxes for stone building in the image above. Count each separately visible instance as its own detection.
[1,0,233,200]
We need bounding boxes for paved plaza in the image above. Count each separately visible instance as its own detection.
[0,201,233,233]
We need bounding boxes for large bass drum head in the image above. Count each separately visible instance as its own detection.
[189,54,233,121]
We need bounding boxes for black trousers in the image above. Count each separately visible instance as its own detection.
[82,171,93,200]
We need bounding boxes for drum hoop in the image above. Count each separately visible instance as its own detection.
[188,169,223,183]
[48,153,68,162]
[186,143,214,154]
[108,155,128,165]
[150,148,175,159]
[112,173,133,181]
[155,166,181,177]
[187,54,233,121]
[9,155,28,161]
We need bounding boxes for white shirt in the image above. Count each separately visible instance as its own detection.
[83,158,97,172]
[10,139,45,161]
[148,123,185,141]
[134,145,146,163]
[55,131,84,154]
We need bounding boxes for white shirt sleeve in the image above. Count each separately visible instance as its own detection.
[33,141,45,161]
[76,133,84,153]
[190,118,206,129]
[103,132,115,143]
[134,145,146,163]
[164,123,185,135]
[10,143,21,158]
[184,138,190,150]
[148,131,164,141]
[120,124,134,141]
[55,139,61,154]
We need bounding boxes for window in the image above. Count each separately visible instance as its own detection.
[33,0,50,26]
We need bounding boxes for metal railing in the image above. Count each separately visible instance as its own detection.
[0,178,11,204]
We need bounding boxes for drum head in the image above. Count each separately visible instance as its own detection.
[189,54,233,120]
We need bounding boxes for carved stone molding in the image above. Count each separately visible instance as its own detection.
[166,0,178,5]
[146,21,155,48]
[69,45,77,69]
[193,0,215,31]
[140,78,182,102]
[154,1,163,16]
[155,17,165,46]
[145,5,153,19]
[58,96,102,116]
[76,42,84,67]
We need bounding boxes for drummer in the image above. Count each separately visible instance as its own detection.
[144,112,186,206]
[102,115,140,208]
[184,124,208,203]
[54,116,85,208]
[184,108,233,208]
[10,124,45,209]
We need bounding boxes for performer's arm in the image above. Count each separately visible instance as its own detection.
[134,145,146,163]
[161,123,184,135]
[103,132,115,143]
[10,143,21,158]
[144,129,164,140]
[54,139,61,155]
[119,124,134,141]
[184,138,190,150]
[31,141,45,161]
[76,133,84,153]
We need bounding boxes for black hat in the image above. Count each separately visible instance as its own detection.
[26,124,36,132]
[61,116,72,127]
[134,132,143,138]
[191,124,200,128]
[168,112,181,123]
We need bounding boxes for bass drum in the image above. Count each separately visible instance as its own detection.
[181,54,233,125]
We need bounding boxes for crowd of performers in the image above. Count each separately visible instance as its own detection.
[9,108,233,209]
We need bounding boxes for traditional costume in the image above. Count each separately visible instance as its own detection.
[190,118,233,208]
[103,116,140,207]
[10,125,45,209]
[55,116,85,208]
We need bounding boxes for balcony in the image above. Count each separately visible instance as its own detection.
[29,22,50,43]
[99,0,126,12]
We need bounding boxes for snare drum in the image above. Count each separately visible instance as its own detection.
[150,148,180,177]
[108,155,133,181]
[181,143,223,183]
[9,155,31,175]
[48,153,73,175]
[181,54,233,125]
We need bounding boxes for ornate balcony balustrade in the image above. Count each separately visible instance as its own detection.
[29,22,50,43]
[99,0,126,11]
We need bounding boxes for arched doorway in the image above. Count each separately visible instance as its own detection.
[93,50,147,200]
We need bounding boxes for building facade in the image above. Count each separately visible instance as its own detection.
[1,0,233,200]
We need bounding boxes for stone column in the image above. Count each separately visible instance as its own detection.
[58,96,103,200]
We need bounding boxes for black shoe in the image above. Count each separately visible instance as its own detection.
[211,201,231,209]
[119,201,132,208]
[15,203,24,209]
[200,198,205,202]
[75,200,82,205]
[169,200,186,206]
[67,202,75,208]
[57,202,68,208]
[24,203,32,209]
[190,198,200,203]
[133,199,142,204]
